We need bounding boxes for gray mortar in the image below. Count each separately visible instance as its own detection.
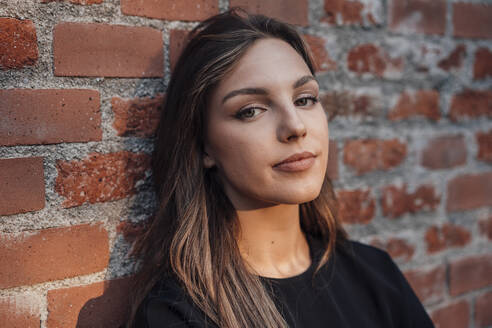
[1,0,492,325]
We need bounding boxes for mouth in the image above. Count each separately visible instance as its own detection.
[273,151,317,172]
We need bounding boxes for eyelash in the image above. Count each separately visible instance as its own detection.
[235,96,319,120]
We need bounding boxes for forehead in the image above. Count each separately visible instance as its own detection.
[213,38,312,95]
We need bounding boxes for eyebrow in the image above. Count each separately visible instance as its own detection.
[221,75,318,104]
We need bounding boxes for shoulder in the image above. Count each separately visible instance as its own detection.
[333,239,408,292]
[135,277,213,328]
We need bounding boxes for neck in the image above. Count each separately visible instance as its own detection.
[236,204,311,278]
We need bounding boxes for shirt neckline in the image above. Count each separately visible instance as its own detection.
[257,234,320,284]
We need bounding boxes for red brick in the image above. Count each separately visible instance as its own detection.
[0,223,109,289]
[53,22,163,77]
[327,140,338,180]
[303,34,337,72]
[0,18,38,70]
[55,151,150,208]
[0,296,40,328]
[321,91,380,119]
[403,265,446,305]
[449,89,492,121]
[336,189,375,224]
[0,157,45,216]
[323,0,381,26]
[475,290,492,327]
[453,3,492,39]
[474,47,492,80]
[343,139,407,175]
[47,277,132,328]
[230,0,309,26]
[121,0,218,21]
[389,0,446,35]
[116,220,147,243]
[479,215,492,240]
[446,172,492,212]
[431,300,470,328]
[449,254,492,296]
[41,0,103,4]
[347,44,403,77]
[388,90,440,121]
[477,130,492,163]
[425,223,471,254]
[438,44,466,72]
[381,184,440,219]
[169,29,190,71]
[111,94,163,138]
[370,237,415,262]
[421,134,467,169]
[0,89,101,146]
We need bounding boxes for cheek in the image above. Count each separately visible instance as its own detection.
[206,124,271,181]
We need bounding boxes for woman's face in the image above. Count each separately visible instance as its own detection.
[204,38,329,210]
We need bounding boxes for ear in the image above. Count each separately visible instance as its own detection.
[203,149,216,169]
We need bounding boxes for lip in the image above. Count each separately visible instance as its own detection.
[273,151,316,172]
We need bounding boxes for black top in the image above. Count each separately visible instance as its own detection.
[134,236,435,327]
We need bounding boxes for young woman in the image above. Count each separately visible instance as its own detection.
[128,8,435,328]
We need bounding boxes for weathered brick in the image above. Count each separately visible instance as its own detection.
[336,189,375,224]
[381,183,440,219]
[476,130,492,163]
[46,277,132,328]
[421,135,467,169]
[370,237,415,262]
[343,139,407,175]
[449,253,492,296]
[121,0,218,21]
[230,0,309,26]
[389,0,446,35]
[53,22,163,77]
[388,90,440,121]
[474,47,492,80]
[321,91,381,119]
[479,215,492,240]
[431,300,470,328]
[347,43,403,78]
[0,157,45,216]
[117,220,147,243]
[111,94,163,138]
[327,140,338,180]
[41,0,103,4]
[0,18,38,70]
[449,89,492,121]
[446,172,492,212]
[169,29,190,71]
[55,151,151,208]
[425,223,471,254]
[438,44,466,72]
[323,0,382,26]
[475,290,492,327]
[403,265,446,305]
[453,3,492,39]
[0,89,101,146]
[0,223,109,289]
[0,296,40,328]
[303,34,337,72]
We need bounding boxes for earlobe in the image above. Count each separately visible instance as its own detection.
[203,151,216,169]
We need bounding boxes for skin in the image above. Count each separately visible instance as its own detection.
[204,38,329,278]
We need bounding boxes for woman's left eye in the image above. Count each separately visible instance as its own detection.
[295,96,319,107]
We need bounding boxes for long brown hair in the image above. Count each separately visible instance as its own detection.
[128,8,348,327]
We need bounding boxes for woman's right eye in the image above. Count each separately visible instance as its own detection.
[235,107,265,120]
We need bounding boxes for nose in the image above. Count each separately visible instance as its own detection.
[277,103,307,142]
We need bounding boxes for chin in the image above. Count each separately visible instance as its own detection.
[271,184,323,205]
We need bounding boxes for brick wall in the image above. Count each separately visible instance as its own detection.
[0,0,491,327]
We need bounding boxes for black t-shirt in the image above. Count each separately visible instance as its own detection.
[134,237,435,327]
